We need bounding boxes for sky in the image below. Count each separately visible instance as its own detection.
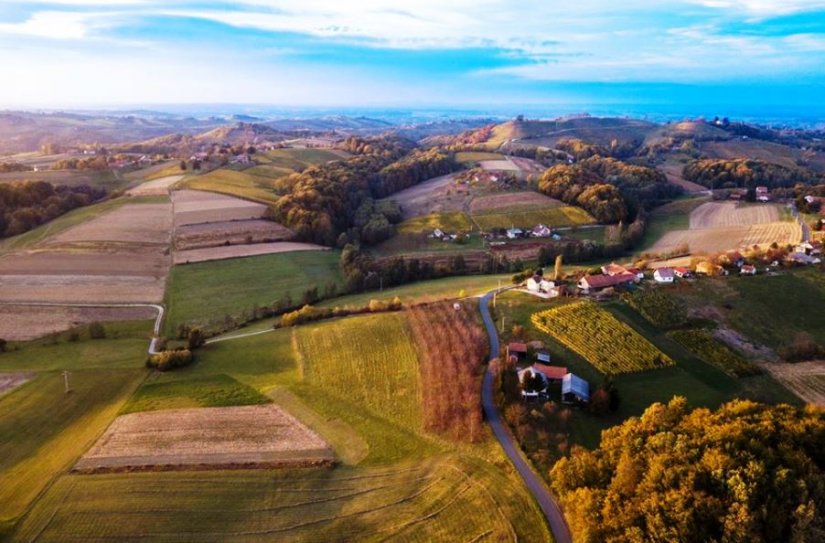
[1,1,824,116]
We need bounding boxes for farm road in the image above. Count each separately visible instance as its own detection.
[479,289,572,543]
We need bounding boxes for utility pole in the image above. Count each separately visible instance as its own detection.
[62,370,71,394]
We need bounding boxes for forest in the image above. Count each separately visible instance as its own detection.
[550,397,825,543]
[371,147,459,198]
[683,158,823,189]
[0,181,107,238]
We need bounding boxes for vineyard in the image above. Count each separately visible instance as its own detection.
[407,302,487,442]
[621,289,687,329]
[531,302,674,374]
[294,313,422,429]
[667,329,761,378]
[472,206,595,230]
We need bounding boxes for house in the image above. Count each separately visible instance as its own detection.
[756,186,770,202]
[577,273,635,293]
[725,251,746,268]
[562,373,590,404]
[526,274,556,294]
[534,363,567,383]
[787,252,822,265]
[431,228,445,240]
[506,228,523,239]
[508,342,528,361]
[625,267,645,282]
[740,264,757,275]
[531,224,552,238]
[536,350,552,364]
[518,366,548,401]
[674,266,693,279]
[601,262,628,277]
[653,267,675,283]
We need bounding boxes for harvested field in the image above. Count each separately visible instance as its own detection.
[178,169,280,205]
[469,191,562,213]
[659,164,707,192]
[127,175,184,196]
[0,247,166,277]
[689,202,779,229]
[174,241,327,264]
[74,405,333,472]
[172,189,268,226]
[46,203,171,246]
[174,220,294,250]
[0,275,166,304]
[0,305,156,341]
[386,173,468,218]
[479,159,520,171]
[649,222,801,255]
[0,372,33,397]
[759,360,825,406]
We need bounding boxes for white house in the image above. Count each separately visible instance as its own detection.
[756,186,770,202]
[654,267,675,283]
[526,274,556,295]
[740,264,757,275]
[506,228,524,239]
[432,228,445,239]
[531,224,552,238]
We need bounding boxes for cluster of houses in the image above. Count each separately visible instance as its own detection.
[430,228,465,242]
[510,343,590,404]
[501,224,562,240]
[728,186,771,202]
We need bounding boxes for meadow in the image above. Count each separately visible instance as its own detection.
[179,169,280,205]
[472,205,594,230]
[164,250,343,334]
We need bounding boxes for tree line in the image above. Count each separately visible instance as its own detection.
[370,147,459,198]
[683,158,823,189]
[0,181,107,238]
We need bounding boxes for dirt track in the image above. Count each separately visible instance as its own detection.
[75,405,333,472]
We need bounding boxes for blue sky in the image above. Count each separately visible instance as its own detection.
[0,1,824,112]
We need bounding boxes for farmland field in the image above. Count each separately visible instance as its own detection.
[172,189,269,226]
[164,249,342,333]
[385,173,468,218]
[0,372,33,397]
[667,329,760,377]
[0,304,157,341]
[455,151,504,163]
[127,174,184,196]
[174,219,294,250]
[760,361,825,406]
[469,191,563,213]
[689,202,779,228]
[256,147,347,170]
[46,202,171,245]
[178,169,281,205]
[473,206,595,230]
[174,241,326,264]
[295,313,421,427]
[532,301,675,374]
[396,211,474,234]
[74,405,333,472]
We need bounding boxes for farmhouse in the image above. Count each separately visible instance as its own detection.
[526,274,556,294]
[562,373,590,404]
[531,224,552,238]
[601,262,628,277]
[653,267,675,283]
[506,228,524,239]
[577,273,635,292]
[508,342,528,361]
[740,264,757,275]
[756,186,770,202]
[674,266,693,279]
[533,363,567,383]
[625,267,645,282]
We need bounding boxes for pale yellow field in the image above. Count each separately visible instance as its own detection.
[689,202,779,229]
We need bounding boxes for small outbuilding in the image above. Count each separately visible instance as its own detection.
[653,267,675,283]
[562,373,590,404]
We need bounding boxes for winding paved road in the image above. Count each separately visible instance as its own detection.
[479,290,572,543]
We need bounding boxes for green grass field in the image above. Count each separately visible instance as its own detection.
[179,168,281,205]
[4,307,551,542]
[472,206,595,230]
[165,250,343,334]
[396,212,474,234]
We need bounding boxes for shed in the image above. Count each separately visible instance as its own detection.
[562,373,590,404]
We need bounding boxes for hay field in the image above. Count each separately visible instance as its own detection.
[75,405,333,472]
[47,203,171,245]
[761,361,825,406]
[172,189,268,226]
[174,241,328,265]
[179,169,280,205]
[127,174,184,196]
[689,202,779,229]
[174,219,294,250]
[0,305,156,340]
[294,313,421,428]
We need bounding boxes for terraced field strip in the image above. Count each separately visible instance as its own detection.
[13,459,521,542]
[532,301,674,374]
[294,313,422,428]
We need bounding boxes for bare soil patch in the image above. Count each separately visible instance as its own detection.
[74,405,333,472]
[470,191,562,214]
[47,203,172,246]
[0,372,34,397]
[0,305,156,341]
[172,189,268,226]
[386,173,469,219]
[0,275,166,304]
[0,248,166,277]
[174,220,294,250]
[127,175,184,196]
[174,242,328,265]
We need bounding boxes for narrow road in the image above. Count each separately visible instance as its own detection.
[2,302,165,354]
[479,290,572,543]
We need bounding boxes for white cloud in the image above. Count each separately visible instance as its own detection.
[0,11,99,39]
[686,1,825,16]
